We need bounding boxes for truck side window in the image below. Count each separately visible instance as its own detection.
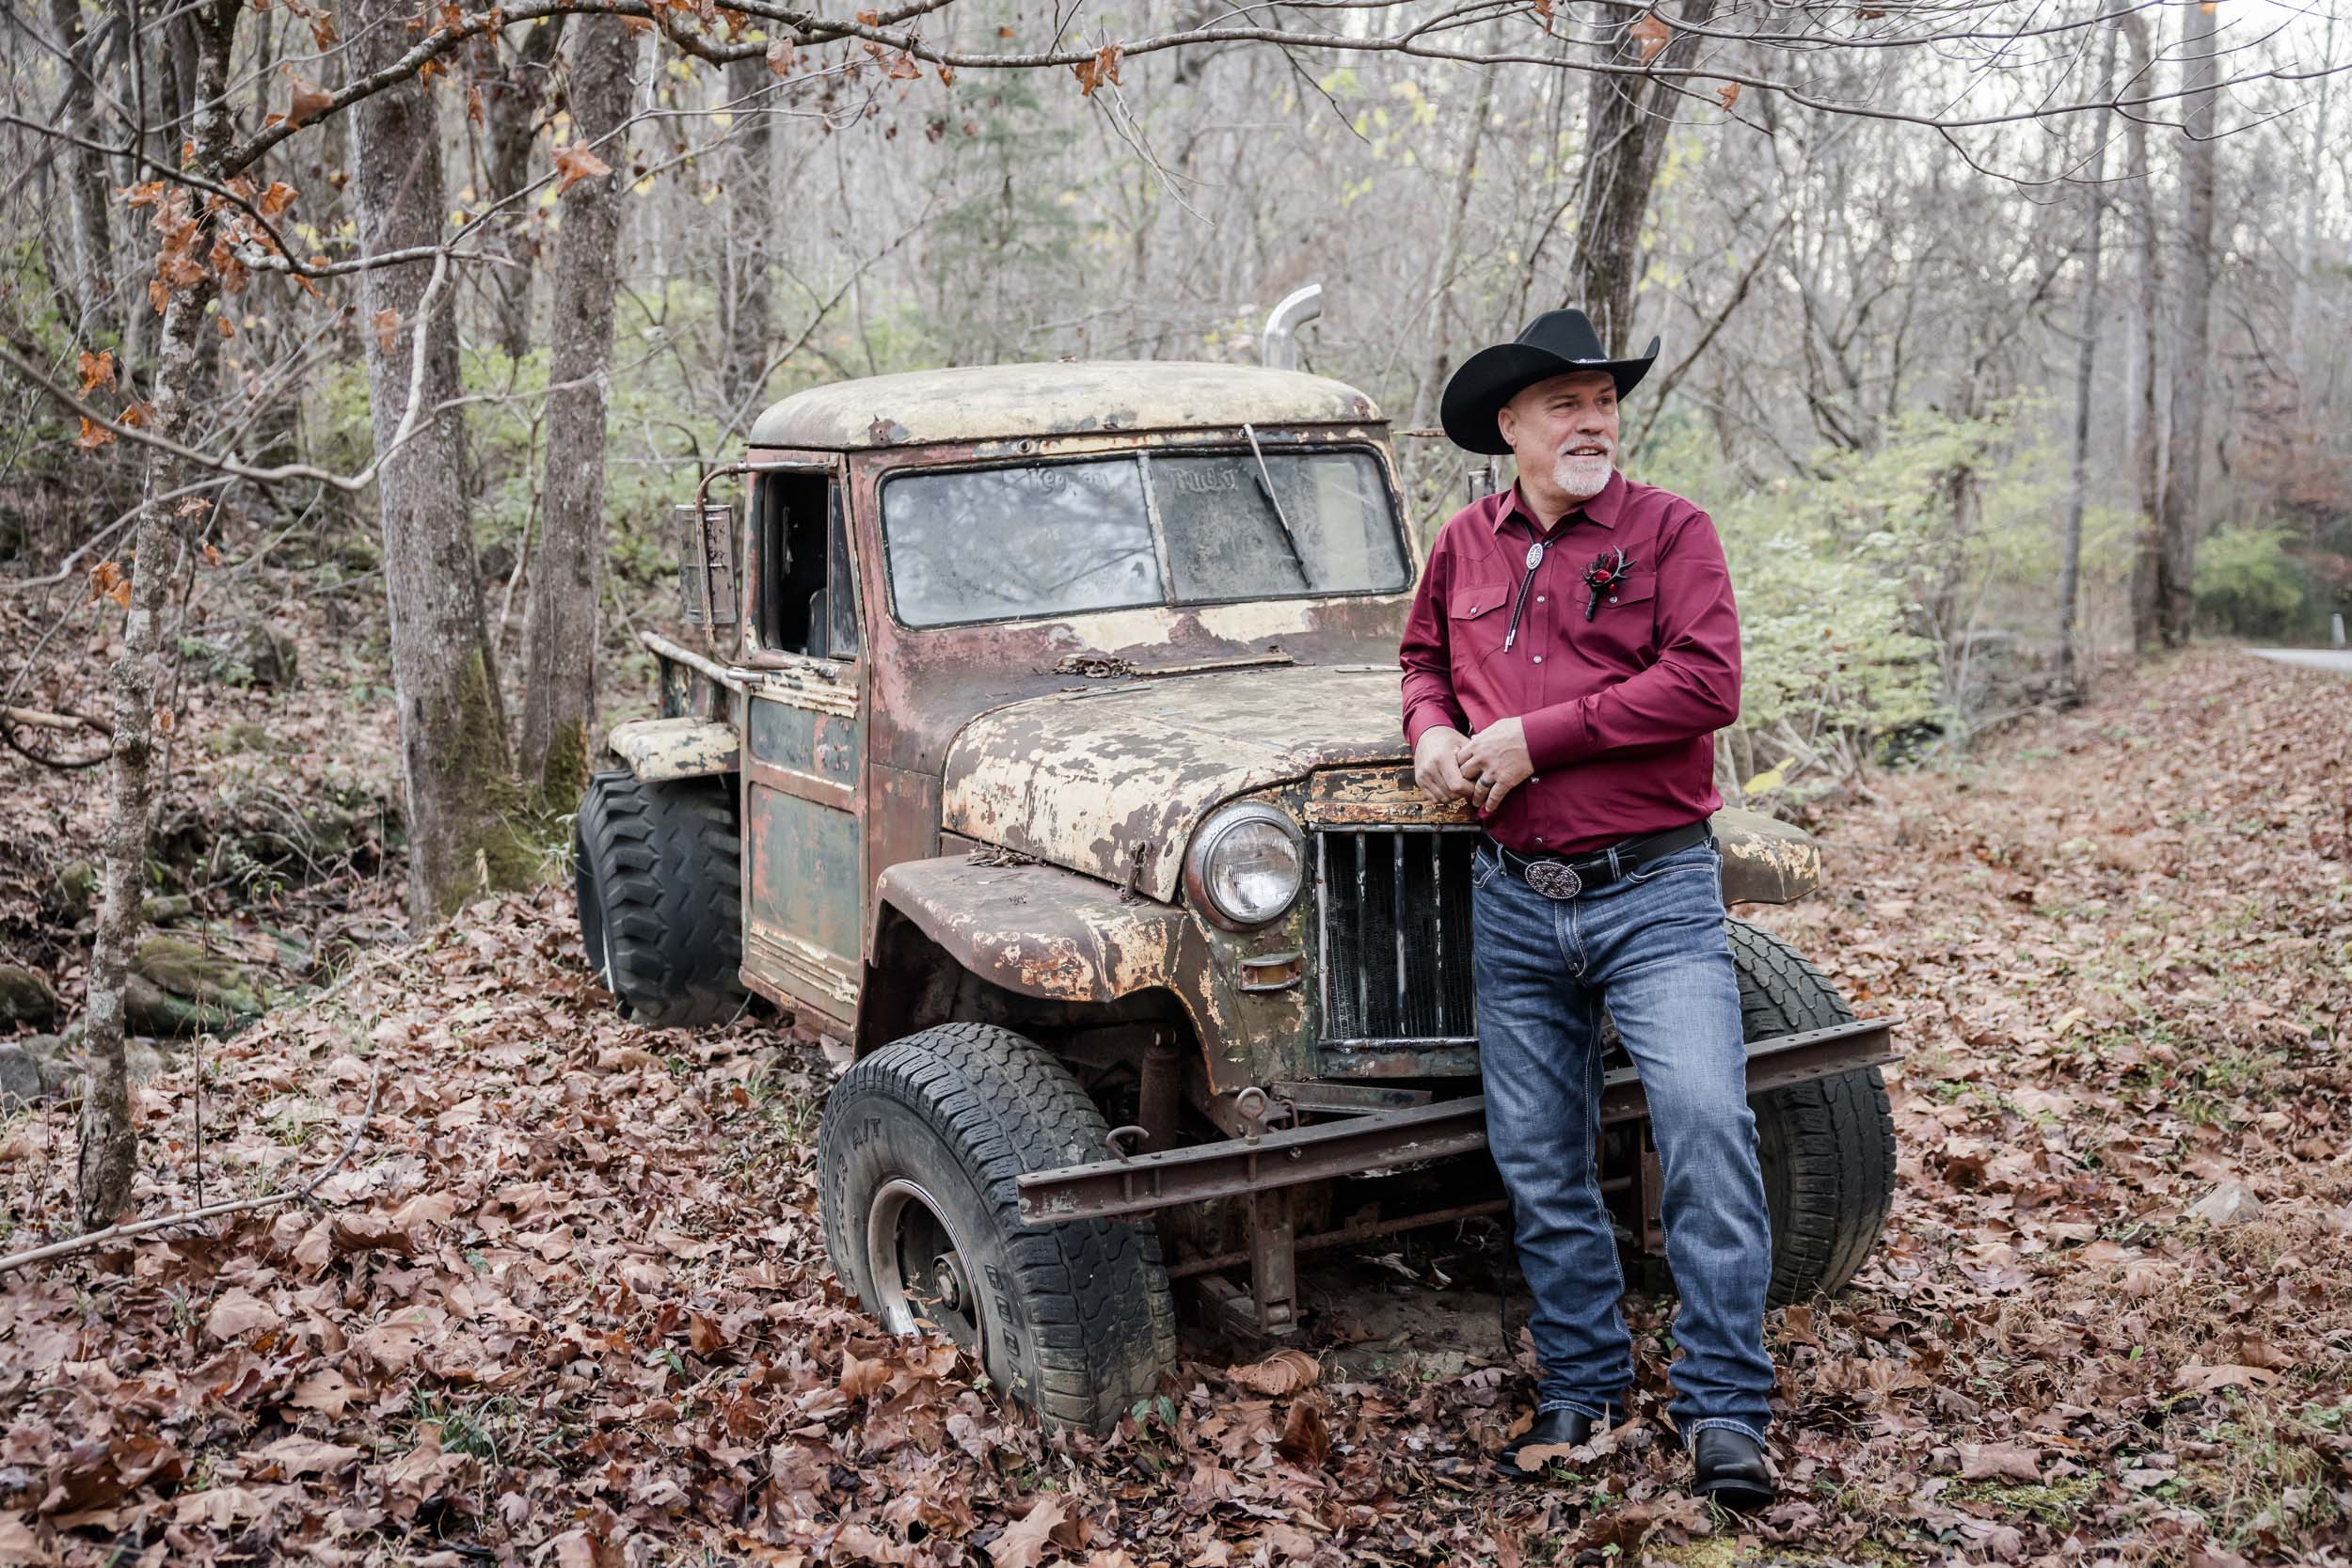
[754,470,856,659]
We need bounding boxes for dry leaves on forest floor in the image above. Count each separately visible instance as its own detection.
[0,647,2347,1567]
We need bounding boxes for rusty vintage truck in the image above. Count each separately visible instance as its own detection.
[570,359,1898,1432]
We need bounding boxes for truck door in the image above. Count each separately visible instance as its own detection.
[740,462,866,1034]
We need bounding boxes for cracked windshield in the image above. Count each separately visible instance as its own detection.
[882,449,1409,626]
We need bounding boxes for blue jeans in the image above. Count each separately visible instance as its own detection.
[1470,832,1774,1445]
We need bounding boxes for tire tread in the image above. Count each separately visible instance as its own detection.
[574,768,746,1028]
[818,1022,1176,1432]
[1729,919,1898,1306]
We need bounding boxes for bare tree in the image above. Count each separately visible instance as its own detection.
[2155,1,2221,649]
[720,52,776,414]
[1408,70,1494,432]
[2058,22,2122,696]
[481,18,568,364]
[518,16,638,803]
[42,0,115,345]
[74,0,239,1230]
[342,0,520,920]
[1567,0,1721,347]
[2125,11,2169,654]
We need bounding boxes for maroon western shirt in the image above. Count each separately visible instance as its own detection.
[1399,468,1740,856]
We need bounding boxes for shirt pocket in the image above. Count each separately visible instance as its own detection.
[1448,579,1514,667]
[1572,572,1659,662]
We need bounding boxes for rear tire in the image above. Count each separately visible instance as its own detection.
[1728,919,1897,1305]
[818,1022,1178,1433]
[574,768,746,1028]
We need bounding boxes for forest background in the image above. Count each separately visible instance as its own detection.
[0,2,2347,1558]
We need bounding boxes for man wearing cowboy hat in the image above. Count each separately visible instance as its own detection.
[1399,309,1774,1510]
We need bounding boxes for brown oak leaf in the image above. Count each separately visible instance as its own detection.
[553,144,612,196]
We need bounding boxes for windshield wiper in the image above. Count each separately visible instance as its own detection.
[1242,422,1312,590]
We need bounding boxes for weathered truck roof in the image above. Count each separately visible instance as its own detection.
[749,361,1383,451]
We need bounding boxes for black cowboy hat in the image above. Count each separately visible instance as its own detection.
[1438,309,1661,455]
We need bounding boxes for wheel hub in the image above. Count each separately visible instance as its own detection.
[931,1252,968,1312]
[866,1178,985,1352]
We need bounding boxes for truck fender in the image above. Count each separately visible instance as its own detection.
[1711,807,1821,906]
[607,717,739,783]
[869,855,1196,1006]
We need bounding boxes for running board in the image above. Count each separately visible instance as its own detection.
[1016,1017,1895,1225]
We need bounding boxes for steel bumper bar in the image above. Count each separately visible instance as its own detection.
[1015,1016,1895,1225]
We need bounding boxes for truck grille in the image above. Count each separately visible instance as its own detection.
[1314,827,1481,1045]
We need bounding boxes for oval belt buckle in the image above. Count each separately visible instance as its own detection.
[1524,861,1582,900]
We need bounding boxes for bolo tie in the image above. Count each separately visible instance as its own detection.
[1501,517,1549,655]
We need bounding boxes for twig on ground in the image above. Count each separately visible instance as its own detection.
[0,1024,388,1275]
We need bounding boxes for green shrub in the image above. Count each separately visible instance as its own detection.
[2195,525,2305,638]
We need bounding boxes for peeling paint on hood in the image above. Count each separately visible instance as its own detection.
[941,666,1409,903]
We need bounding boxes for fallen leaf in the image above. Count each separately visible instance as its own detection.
[1276,1394,1329,1467]
[1226,1348,1318,1395]
[1959,1441,2042,1481]
[988,1495,1065,1568]
[841,1349,890,1399]
[285,1368,361,1420]
[254,1436,362,1477]
[2175,1364,2281,1393]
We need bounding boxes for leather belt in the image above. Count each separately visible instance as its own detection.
[1483,821,1712,901]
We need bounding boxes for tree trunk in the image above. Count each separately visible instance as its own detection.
[2124,13,2165,654]
[518,16,636,805]
[720,51,775,419]
[1407,69,1494,434]
[483,17,567,364]
[1566,0,1718,347]
[2058,24,2119,698]
[2156,1,2218,649]
[2289,14,2335,396]
[46,0,116,345]
[76,0,239,1232]
[342,0,519,921]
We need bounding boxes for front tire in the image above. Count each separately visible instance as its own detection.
[1729,919,1898,1306]
[574,768,746,1028]
[818,1023,1177,1433]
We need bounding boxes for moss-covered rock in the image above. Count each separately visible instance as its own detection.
[0,1043,45,1109]
[47,861,99,917]
[125,935,265,1037]
[0,963,56,1028]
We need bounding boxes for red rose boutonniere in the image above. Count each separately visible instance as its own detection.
[1582,547,1634,622]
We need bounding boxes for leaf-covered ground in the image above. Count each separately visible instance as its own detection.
[2,648,2347,1567]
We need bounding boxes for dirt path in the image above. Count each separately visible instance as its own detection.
[2245,648,2352,675]
[2,649,2346,1567]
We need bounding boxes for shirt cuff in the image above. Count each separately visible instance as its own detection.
[1521,700,1593,770]
[1405,703,1467,752]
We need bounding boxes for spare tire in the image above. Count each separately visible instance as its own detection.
[574,768,746,1028]
[1729,918,1897,1305]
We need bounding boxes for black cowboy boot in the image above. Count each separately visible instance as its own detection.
[1691,1426,1775,1512]
[1494,1407,1601,1479]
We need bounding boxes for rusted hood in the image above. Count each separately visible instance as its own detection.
[942,665,1407,902]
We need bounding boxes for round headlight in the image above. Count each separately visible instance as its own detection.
[1185,804,1305,929]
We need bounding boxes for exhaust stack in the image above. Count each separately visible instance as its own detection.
[1259,284,1323,371]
